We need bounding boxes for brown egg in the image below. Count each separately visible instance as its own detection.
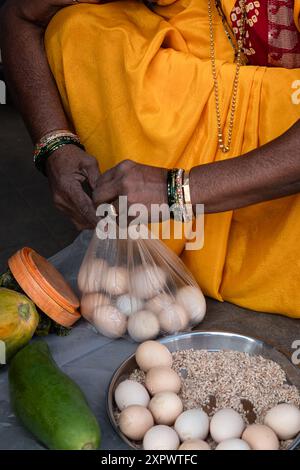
[119,405,154,441]
[149,392,183,425]
[145,294,173,315]
[179,440,211,450]
[135,340,173,372]
[92,305,127,338]
[242,424,279,450]
[103,266,128,296]
[176,285,206,326]
[77,258,108,293]
[145,366,181,395]
[158,303,189,334]
[128,310,160,342]
[80,292,110,320]
[131,266,167,299]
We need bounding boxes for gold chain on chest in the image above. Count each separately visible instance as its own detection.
[208,0,247,153]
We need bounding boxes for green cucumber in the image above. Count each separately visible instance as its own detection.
[9,340,101,450]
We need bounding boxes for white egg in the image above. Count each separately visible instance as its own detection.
[216,438,251,450]
[179,440,211,450]
[131,266,167,299]
[143,425,180,450]
[145,366,181,395]
[174,409,209,441]
[114,379,150,411]
[128,310,160,342]
[77,258,108,293]
[92,305,127,338]
[242,424,279,450]
[116,294,144,316]
[264,403,300,440]
[80,292,109,320]
[135,340,173,372]
[145,294,173,315]
[119,405,154,441]
[103,266,128,296]
[210,409,245,443]
[158,303,189,334]
[149,392,183,425]
[176,286,206,325]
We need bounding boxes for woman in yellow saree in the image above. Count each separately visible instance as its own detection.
[44,0,300,318]
[1,0,300,318]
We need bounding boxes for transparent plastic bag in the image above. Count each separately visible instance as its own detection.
[78,224,206,342]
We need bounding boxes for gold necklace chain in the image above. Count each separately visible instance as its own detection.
[208,0,247,153]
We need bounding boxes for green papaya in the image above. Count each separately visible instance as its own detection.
[9,340,101,450]
[0,287,39,362]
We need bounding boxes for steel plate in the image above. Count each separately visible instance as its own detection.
[107,331,300,450]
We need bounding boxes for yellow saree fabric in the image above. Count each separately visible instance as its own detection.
[45,0,300,318]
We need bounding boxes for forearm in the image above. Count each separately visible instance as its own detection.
[0,1,69,142]
[190,120,300,213]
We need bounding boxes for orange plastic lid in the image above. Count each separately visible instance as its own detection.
[8,247,81,327]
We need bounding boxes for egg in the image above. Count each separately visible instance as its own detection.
[127,310,160,342]
[174,409,209,441]
[179,440,211,450]
[149,392,183,425]
[242,424,279,450]
[158,303,189,334]
[114,379,150,411]
[103,266,128,296]
[135,340,173,372]
[210,409,245,443]
[119,405,154,441]
[80,292,110,320]
[145,294,173,315]
[116,294,144,316]
[77,258,108,293]
[143,425,180,450]
[145,366,181,395]
[264,403,300,440]
[92,305,127,338]
[215,438,251,450]
[132,266,167,299]
[176,285,206,325]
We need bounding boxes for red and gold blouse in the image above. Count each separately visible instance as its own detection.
[231,0,300,68]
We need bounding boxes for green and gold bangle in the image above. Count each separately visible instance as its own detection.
[34,132,84,176]
[167,168,178,211]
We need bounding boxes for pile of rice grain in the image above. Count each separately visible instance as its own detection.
[129,349,300,425]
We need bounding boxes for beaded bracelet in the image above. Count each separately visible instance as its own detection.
[34,131,84,176]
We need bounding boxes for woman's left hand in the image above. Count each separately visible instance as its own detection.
[93,160,168,213]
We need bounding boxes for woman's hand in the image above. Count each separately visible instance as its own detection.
[93,160,168,215]
[47,145,100,230]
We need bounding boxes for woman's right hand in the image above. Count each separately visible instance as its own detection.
[46,145,100,231]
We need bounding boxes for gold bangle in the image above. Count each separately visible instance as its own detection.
[183,170,193,222]
[38,130,77,146]
[183,170,191,205]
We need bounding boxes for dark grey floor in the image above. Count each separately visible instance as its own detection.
[0,105,78,272]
